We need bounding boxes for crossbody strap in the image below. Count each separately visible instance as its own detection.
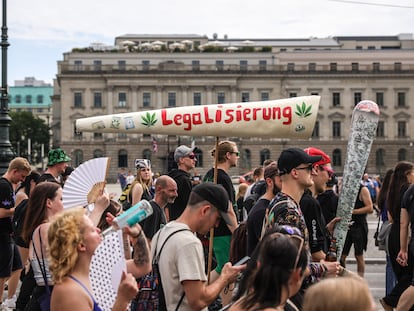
[375,214,381,234]
[154,227,191,311]
[154,228,190,263]
[32,227,51,295]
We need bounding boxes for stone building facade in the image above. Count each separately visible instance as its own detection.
[52,33,414,181]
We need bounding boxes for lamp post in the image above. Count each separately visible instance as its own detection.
[0,0,14,173]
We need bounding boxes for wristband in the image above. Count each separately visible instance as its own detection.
[321,263,328,278]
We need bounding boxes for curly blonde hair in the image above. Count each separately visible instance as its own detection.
[47,207,86,283]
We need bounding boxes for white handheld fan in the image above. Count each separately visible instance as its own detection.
[63,157,111,209]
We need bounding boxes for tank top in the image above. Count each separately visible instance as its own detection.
[31,227,53,286]
[69,275,102,311]
[352,186,367,224]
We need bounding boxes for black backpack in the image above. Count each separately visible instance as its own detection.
[134,228,189,311]
[12,199,29,239]
[118,183,133,211]
[243,180,267,215]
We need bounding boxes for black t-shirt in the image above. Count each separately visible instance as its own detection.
[246,198,270,255]
[0,177,15,234]
[351,186,368,224]
[203,168,235,237]
[167,168,192,221]
[139,200,166,239]
[38,173,61,185]
[317,190,338,224]
[402,184,414,239]
[300,190,329,254]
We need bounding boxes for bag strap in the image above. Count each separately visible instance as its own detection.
[32,227,51,295]
[375,214,381,234]
[154,228,190,310]
[154,228,190,263]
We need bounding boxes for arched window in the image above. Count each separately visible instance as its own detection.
[376,149,385,167]
[73,149,83,167]
[332,149,341,167]
[118,149,128,168]
[93,149,104,158]
[260,149,271,165]
[398,148,407,162]
[194,148,203,167]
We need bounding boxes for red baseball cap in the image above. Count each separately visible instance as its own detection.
[304,147,334,175]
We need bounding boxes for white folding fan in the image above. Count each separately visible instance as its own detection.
[63,157,111,209]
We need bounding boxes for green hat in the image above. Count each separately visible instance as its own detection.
[47,148,71,166]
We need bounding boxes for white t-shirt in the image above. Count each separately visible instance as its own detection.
[126,174,135,184]
[151,221,207,311]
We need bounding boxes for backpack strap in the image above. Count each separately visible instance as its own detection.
[154,228,190,310]
[154,228,190,263]
[260,199,289,240]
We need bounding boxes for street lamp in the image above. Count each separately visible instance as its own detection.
[0,0,14,173]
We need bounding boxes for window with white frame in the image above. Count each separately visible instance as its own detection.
[168,92,176,107]
[193,92,201,105]
[143,92,151,108]
[118,92,127,107]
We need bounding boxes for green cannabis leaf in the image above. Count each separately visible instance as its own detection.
[295,102,312,118]
[141,112,158,127]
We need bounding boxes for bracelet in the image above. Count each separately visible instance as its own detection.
[321,264,328,278]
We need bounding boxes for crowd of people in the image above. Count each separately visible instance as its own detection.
[2,140,408,311]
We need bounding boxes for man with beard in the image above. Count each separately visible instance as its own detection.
[246,161,281,255]
[38,147,71,185]
[168,145,197,220]
[300,147,338,261]
[139,175,178,244]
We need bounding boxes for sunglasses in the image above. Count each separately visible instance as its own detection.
[229,151,240,157]
[294,164,314,172]
[319,165,334,177]
[186,154,196,160]
[268,232,305,271]
[278,225,303,237]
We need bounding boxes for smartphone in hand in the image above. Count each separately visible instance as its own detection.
[234,256,250,266]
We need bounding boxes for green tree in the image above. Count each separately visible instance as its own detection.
[9,111,50,164]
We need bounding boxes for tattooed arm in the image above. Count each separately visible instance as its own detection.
[125,226,152,277]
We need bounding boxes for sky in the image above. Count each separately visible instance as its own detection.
[4,0,414,85]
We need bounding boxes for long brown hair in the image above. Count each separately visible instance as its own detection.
[377,169,393,213]
[387,161,414,220]
[21,182,61,243]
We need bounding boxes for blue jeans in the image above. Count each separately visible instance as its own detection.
[386,254,397,296]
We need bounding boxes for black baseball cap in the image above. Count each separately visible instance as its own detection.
[191,183,231,225]
[278,147,322,175]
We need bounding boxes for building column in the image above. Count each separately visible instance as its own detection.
[156,86,163,109]
[106,85,114,139]
[206,86,213,105]
[131,86,139,140]
[181,86,188,106]
[131,85,139,111]
[231,86,237,103]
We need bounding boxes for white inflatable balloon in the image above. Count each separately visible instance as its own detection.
[76,95,320,139]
